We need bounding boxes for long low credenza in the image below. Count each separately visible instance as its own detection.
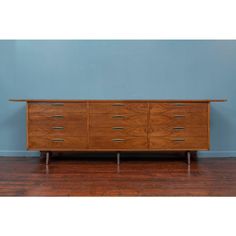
[10,99,226,165]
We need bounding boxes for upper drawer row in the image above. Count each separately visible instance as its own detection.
[28,102,149,114]
[150,103,208,113]
[28,102,208,114]
[89,103,148,114]
[89,103,207,113]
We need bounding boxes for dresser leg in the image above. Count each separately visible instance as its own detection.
[46,152,50,165]
[117,152,120,165]
[187,151,191,165]
[40,151,45,160]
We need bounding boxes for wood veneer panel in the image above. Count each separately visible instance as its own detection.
[28,136,87,150]
[28,112,87,122]
[208,103,211,149]
[149,125,208,137]
[149,136,208,150]
[26,102,29,149]
[28,102,87,113]
[23,100,214,152]
[90,113,148,127]
[28,121,87,137]
[90,126,147,137]
[150,112,208,126]
[28,102,88,150]
[89,136,147,149]
[150,103,208,113]
[89,102,148,114]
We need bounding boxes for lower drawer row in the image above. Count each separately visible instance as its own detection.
[28,136,208,150]
[29,121,207,137]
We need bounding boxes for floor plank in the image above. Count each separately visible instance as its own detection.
[0,154,235,196]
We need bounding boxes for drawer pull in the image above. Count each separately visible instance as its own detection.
[173,127,185,130]
[51,138,64,142]
[51,103,64,106]
[112,127,125,130]
[172,138,185,142]
[112,103,125,106]
[52,126,64,130]
[174,115,185,118]
[112,115,126,119]
[112,138,126,142]
[175,103,186,107]
[51,115,64,119]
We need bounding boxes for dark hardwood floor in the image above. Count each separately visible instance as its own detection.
[0,153,235,196]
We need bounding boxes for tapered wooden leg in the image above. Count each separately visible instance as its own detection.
[40,151,45,160]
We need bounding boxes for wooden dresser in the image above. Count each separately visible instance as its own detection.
[10,99,226,165]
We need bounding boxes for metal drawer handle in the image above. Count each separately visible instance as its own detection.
[174,115,185,118]
[172,138,185,142]
[175,103,186,107]
[51,138,64,142]
[173,127,185,130]
[112,103,125,106]
[51,103,64,106]
[112,127,125,130]
[52,127,64,130]
[112,115,126,119]
[112,138,126,142]
[51,115,64,118]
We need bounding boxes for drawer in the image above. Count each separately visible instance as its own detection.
[89,136,148,149]
[150,112,208,126]
[28,102,87,113]
[149,126,208,137]
[90,113,148,127]
[28,112,87,122]
[150,137,209,150]
[90,126,147,137]
[28,121,87,137]
[28,136,87,150]
[89,102,148,114]
[150,103,208,113]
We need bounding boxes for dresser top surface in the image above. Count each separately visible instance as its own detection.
[9,99,227,103]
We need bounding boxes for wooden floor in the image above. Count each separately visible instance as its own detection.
[0,153,235,196]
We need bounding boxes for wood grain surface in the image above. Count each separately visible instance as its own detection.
[25,101,211,151]
[0,155,235,196]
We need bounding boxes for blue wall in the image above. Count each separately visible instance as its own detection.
[0,40,235,157]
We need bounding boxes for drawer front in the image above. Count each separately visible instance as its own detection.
[150,112,208,126]
[150,103,208,113]
[150,137,208,150]
[28,136,87,150]
[29,112,87,122]
[89,136,148,149]
[90,126,147,137]
[149,126,208,137]
[89,102,148,114]
[28,102,87,113]
[90,113,148,127]
[28,121,87,137]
